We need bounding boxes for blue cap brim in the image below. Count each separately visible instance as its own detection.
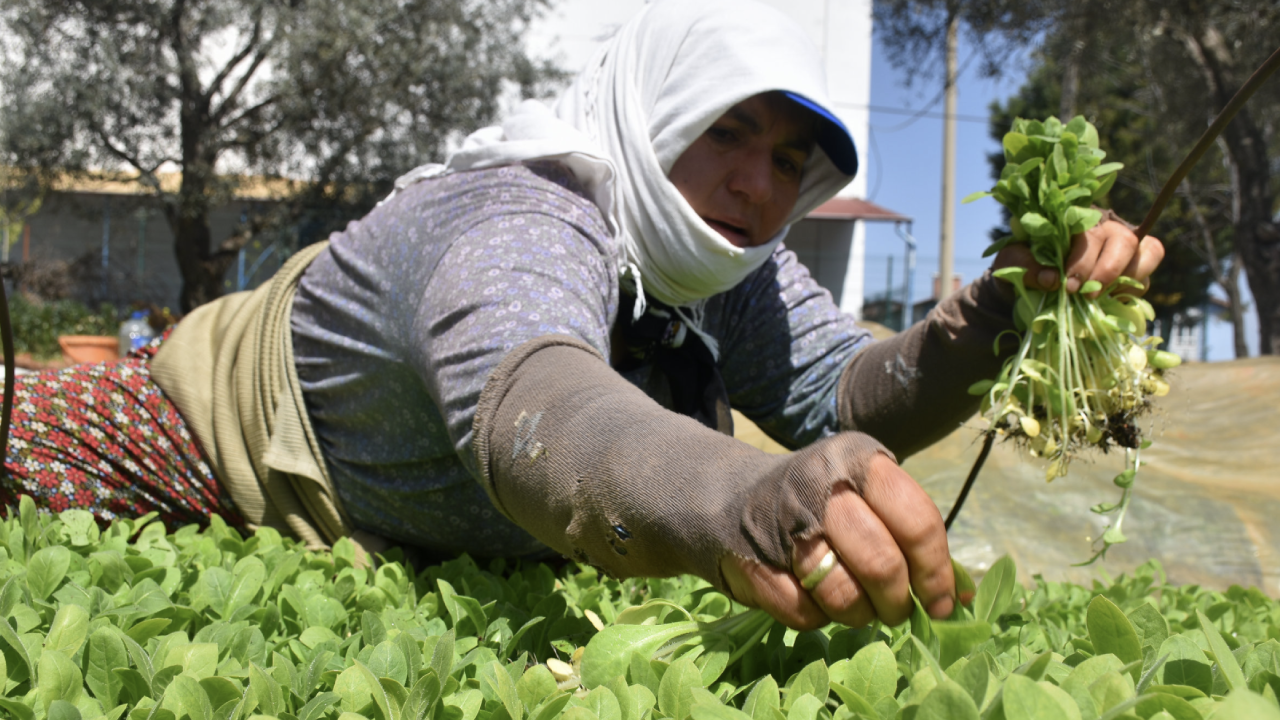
[782,92,858,177]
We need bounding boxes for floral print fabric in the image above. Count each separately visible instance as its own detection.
[0,335,241,528]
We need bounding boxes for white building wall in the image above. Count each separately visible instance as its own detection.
[523,0,874,316]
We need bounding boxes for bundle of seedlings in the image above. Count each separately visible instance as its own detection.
[963,115,1179,563]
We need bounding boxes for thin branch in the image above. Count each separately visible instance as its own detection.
[204,13,264,107]
[220,92,280,132]
[92,127,147,174]
[210,45,275,125]
[1178,181,1225,284]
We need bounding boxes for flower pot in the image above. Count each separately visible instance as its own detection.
[58,335,120,365]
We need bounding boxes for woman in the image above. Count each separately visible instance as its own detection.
[1,0,1162,630]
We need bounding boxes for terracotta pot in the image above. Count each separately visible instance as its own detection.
[58,335,120,365]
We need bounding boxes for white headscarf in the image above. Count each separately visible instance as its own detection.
[392,0,855,329]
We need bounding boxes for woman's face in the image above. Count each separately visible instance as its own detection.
[668,92,817,249]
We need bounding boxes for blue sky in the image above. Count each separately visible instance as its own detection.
[861,32,1259,361]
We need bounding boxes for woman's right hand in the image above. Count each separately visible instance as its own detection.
[720,438,961,630]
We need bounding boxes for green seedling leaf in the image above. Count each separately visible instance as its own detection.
[120,633,156,685]
[28,545,72,601]
[114,668,151,706]
[828,681,879,716]
[199,677,242,714]
[933,620,991,670]
[47,700,82,720]
[367,641,409,687]
[168,643,215,681]
[1079,280,1103,294]
[658,658,702,720]
[785,694,822,720]
[973,555,1017,623]
[582,621,697,689]
[226,557,266,616]
[967,379,995,396]
[403,672,442,720]
[163,674,214,720]
[834,641,897,708]
[691,706,752,720]
[354,660,396,720]
[603,677,640,720]
[516,665,556,711]
[1212,689,1280,720]
[480,660,523,720]
[526,693,571,720]
[741,675,779,720]
[38,649,84,711]
[1087,596,1143,680]
[431,628,456,683]
[961,190,991,205]
[86,627,129,707]
[582,686,623,720]
[125,619,172,646]
[0,699,35,720]
[44,603,90,656]
[786,660,828,707]
[1133,691,1200,720]
[298,693,341,720]
[1126,603,1169,668]
[1003,132,1030,161]
[1014,651,1054,682]
[1196,608,1247,691]
[249,662,285,717]
[951,558,977,604]
[953,653,995,711]
[916,682,979,720]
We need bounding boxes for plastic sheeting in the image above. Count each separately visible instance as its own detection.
[734,356,1280,595]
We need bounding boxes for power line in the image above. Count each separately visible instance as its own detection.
[835,102,991,124]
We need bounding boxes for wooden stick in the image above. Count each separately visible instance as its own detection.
[1134,44,1280,240]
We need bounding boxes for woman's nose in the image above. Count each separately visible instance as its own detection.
[726,153,774,204]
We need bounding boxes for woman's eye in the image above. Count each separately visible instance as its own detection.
[707,126,737,143]
[775,155,802,179]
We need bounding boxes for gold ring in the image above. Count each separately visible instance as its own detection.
[800,550,837,590]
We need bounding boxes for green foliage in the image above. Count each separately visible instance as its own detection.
[2,503,1280,720]
[8,294,119,359]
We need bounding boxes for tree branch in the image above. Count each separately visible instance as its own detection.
[205,12,265,109]
[210,45,275,125]
[219,92,280,133]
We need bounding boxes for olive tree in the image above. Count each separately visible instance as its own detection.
[0,0,560,311]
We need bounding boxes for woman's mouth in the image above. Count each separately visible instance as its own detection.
[704,218,752,248]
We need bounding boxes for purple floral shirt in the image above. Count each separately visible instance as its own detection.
[290,163,871,558]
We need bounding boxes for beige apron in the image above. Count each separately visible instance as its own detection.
[151,242,386,563]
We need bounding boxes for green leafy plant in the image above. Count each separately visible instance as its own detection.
[8,294,119,359]
[963,116,1181,563]
[1,497,1278,720]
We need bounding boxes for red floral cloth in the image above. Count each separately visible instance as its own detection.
[0,332,242,529]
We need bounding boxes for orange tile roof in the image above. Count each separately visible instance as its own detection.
[806,197,911,222]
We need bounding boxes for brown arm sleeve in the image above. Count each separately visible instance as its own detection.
[837,271,1017,459]
[473,335,893,588]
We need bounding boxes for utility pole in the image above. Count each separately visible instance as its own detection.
[938,11,959,301]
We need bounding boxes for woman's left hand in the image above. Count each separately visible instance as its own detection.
[992,219,1165,296]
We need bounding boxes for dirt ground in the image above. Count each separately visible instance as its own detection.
[733,355,1280,595]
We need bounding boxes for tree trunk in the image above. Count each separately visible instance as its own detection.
[166,158,237,313]
[1181,181,1249,359]
[167,200,236,313]
[1183,26,1280,354]
[1224,258,1249,359]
